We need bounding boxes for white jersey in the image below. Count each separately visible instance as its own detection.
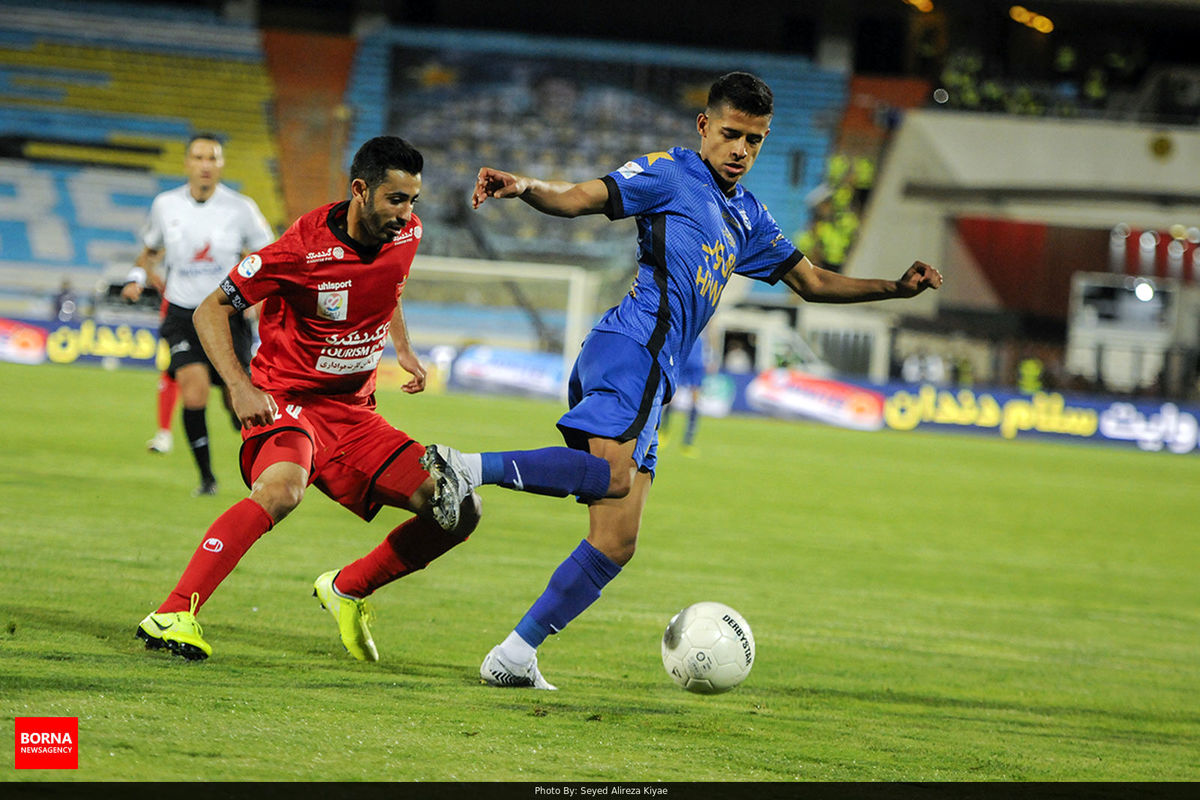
[142,183,275,308]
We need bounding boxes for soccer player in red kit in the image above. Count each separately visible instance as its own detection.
[135,136,480,662]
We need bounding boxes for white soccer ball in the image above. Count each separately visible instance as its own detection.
[661,601,755,694]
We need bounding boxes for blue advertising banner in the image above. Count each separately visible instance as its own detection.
[0,316,167,370]
[732,367,1200,455]
[8,320,1198,455]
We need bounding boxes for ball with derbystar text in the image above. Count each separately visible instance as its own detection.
[661,601,754,694]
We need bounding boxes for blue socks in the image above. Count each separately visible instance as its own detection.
[684,405,700,446]
[514,539,622,648]
[480,447,610,501]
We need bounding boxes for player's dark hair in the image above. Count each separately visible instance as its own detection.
[350,136,423,189]
[187,132,224,149]
[707,72,773,117]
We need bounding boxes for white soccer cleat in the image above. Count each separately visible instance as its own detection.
[147,430,173,454]
[419,443,475,532]
[479,645,557,690]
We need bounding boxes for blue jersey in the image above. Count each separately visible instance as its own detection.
[596,147,801,394]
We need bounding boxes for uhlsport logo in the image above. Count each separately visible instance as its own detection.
[15,717,78,769]
[202,537,223,553]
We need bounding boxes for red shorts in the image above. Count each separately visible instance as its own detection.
[239,393,428,521]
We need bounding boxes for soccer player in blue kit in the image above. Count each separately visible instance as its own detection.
[421,72,942,688]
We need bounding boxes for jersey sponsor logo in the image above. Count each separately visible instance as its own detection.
[318,279,352,291]
[285,403,302,419]
[617,160,644,180]
[694,235,738,308]
[202,537,224,553]
[237,254,262,278]
[315,350,383,375]
[306,247,344,264]
[317,290,348,321]
[391,224,422,244]
[192,242,214,263]
[316,322,390,374]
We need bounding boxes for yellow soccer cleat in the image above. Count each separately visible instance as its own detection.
[135,592,212,661]
[313,570,379,662]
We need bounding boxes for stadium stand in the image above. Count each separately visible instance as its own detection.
[0,0,283,314]
[344,27,847,275]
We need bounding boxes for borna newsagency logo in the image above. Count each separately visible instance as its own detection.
[14,717,78,769]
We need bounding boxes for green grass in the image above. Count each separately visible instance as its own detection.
[2,361,1199,782]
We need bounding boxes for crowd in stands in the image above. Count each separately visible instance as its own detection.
[793,152,876,274]
[933,44,1147,118]
[388,57,698,266]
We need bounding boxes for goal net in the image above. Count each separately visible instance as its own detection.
[398,254,610,398]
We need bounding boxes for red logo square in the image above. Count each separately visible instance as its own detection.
[14,717,78,770]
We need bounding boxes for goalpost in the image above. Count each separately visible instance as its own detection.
[402,254,604,396]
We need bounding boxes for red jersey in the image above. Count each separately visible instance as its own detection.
[220,201,422,400]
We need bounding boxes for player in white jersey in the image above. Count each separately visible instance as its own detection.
[122,134,275,495]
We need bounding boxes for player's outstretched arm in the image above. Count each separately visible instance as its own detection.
[389,300,426,394]
[472,167,608,218]
[781,257,942,304]
[194,288,277,427]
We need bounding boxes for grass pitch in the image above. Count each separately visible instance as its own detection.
[2,361,1199,782]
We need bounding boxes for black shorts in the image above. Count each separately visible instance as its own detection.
[159,302,251,385]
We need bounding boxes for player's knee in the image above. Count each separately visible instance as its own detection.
[250,478,305,523]
[595,534,638,567]
[605,465,634,499]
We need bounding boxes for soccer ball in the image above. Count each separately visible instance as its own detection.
[661,601,755,694]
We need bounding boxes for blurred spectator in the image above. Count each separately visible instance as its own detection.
[723,338,754,374]
[902,352,948,385]
[1083,67,1108,110]
[793,151,876,274]
[52,279,79,323]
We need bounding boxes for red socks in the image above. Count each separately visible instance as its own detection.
[334,516,466,598]
[156,372,178,432]
[158,499,275,613]
[158,501,461,612]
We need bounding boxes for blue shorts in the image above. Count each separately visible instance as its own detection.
[557,331,662,474]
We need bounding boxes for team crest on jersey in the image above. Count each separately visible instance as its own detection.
[317,290,348,321]
[237,254,262,278]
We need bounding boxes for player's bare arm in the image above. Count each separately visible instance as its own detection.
[120,246,164,302]
[193,288,277,427]
[389,300,426,394]
[781,257,942,304]
[472,168,608,218]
